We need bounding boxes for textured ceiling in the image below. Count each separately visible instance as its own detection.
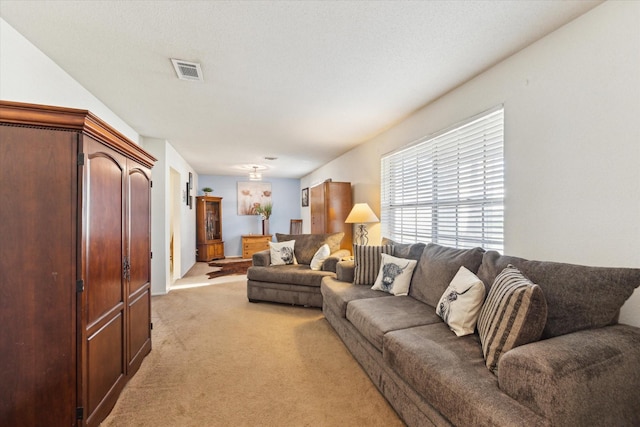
[0,0,601,178]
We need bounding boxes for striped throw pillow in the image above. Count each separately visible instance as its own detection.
[477,264,547,374]
[353,244,393,285]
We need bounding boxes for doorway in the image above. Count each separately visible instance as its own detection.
[169,168,182,284]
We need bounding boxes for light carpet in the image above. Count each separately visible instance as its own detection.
[101,270,404,426]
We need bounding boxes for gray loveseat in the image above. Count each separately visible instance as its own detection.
[321,242,640,426]
[247,232,350,307]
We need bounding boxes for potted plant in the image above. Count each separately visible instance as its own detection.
[255,203,273,235]
[202,187,213,196]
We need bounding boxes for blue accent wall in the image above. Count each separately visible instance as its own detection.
[197,175,301,257]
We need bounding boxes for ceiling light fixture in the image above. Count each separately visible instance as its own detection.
[249,166,262,181]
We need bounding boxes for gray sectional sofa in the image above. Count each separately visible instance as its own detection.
[246,232,350,307]
[321,242,640,426]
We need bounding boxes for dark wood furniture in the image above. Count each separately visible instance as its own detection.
[289,219,303,234]
[310,181,353,251]
[196,196,225,261]
[0,101,155,427]
[242,234,272,259]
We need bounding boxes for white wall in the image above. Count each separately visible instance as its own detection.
[0,18,139,143]
[144,138,198,295]
[302,1,640,327]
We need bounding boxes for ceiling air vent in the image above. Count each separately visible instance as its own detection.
[171,59,203,82]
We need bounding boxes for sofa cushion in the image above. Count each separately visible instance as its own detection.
[383,323,546,426]
[477,265,547,374]
[247,264,335,288]
[409,243,486,307]
[276,232,344,265]
[269,240,297,265]
[371,253,417,296]
[353,244,393,285]
[477,251,640,338]
[381,238,427,261]
[436,266,486,337]
[346,296,441,351]
[321,276,391,318]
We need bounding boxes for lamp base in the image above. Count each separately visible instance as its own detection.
[355,224,369,246]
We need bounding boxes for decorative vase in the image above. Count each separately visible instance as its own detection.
[262,219,269,235]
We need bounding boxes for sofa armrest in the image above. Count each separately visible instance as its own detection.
[498,324,640,426]
[321,249,351,273]
[335,260,355,283]
[252,249,271,267]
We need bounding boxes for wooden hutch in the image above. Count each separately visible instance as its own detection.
[196,196,225,261]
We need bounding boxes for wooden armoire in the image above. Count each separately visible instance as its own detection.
[0,101,155,426]
[310,181,353,251]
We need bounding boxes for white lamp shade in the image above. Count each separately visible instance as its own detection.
[345,203,379,224]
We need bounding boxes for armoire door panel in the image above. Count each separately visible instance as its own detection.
[86,313,125,422]
[325,184,353,245]
[126,163,152,372]
[0,125,77,426]
[128,166,151,295]
[128,290,151,369]
[310,184,324,234]
[82,137,128,427]
[85,151,126,326]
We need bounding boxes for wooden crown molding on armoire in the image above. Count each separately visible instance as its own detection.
[0,100,156,427]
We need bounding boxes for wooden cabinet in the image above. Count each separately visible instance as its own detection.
[310,181,353,251]
[242,235,272,259]
[196,196,225,261]
[0,101,155,427]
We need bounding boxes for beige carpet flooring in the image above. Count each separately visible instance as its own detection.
[101,265,404,426]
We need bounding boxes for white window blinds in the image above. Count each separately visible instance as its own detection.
[381,107,504,252]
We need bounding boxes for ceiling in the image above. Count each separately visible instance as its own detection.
[0,0,602,178]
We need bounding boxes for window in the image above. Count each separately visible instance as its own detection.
[381,107,504,252]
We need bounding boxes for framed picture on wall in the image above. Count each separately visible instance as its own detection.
[301,187,309,207]
[237,181,272,215]
[186,182,192,208]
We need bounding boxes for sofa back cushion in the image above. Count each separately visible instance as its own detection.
[477,251,640,338]
[276,232,344,265]
[381,238,426,261]
[410,244,486,307]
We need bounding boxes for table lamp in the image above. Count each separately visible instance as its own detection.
[345,203,379,245]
